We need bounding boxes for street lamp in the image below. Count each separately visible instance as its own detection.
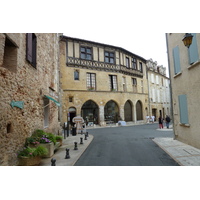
[182,33,193,48]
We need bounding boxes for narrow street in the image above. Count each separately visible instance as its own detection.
[74,123,179,166]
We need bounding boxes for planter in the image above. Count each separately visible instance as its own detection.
[18,156,41,166]
[39,143,54,158]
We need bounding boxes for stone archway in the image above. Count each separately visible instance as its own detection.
[81,100,99,125]
[104,100,119,123]
[136,100,143,120]
[124,100,133,121]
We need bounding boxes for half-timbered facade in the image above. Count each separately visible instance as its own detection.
[60,36,149,126]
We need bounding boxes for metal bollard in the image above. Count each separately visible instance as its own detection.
[51,158,56,166]
[74,142,78,150]
[65,148,70,159]
[86,132,89,137]
[84,134,87,140]
[80,137,83,144]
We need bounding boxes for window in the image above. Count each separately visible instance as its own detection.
[80,46,92,60]
[139,62,143,72]
[74,70,79,80]
[141,80,144,93]
[105,51,114,63]
[132,58,137,69]
[156,75,159,84]
[122,77,126,91]
[69,96,73,102]
[151,74,155,83]
[109,75,118,91]
[188,33,199,65]
[2,35,18,72]
[26,33,37,68]
[87,73,96,90]
[178,94,189,124]
[173,46,181,75]
[132,78,137,93]
[44,97,50,128]
[126,57,130,68]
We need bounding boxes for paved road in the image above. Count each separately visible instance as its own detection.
[74,123,179,166]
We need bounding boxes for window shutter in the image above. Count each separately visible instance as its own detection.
[178,94,189,124]
[32,34,37,67]
[188,33,199,65]
[173,46,181,74]
[26,33,33,63]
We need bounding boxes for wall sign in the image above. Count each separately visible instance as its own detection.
[10,101,24,109]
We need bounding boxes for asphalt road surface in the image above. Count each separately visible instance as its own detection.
[74,123,179,166]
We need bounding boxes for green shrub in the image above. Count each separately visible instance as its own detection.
[33,146,48,157]
[55,135,63,141]
[17,146,48,158]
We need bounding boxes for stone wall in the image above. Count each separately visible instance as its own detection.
[0,33,61,165]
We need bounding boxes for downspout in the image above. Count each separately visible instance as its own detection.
[165,33,175,139]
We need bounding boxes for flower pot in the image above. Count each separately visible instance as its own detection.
[39,143,54,158]
[18,156,41,166]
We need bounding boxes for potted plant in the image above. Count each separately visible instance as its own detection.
[17,146,48,166]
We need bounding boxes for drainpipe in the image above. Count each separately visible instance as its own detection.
[165,33,175,139]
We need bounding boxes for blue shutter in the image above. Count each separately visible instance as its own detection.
[188,33,199,64]
[178,95,189,124]
[173,46,181,74]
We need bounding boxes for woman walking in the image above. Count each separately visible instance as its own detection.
[158,116,163,129]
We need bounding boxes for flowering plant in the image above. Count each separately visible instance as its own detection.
[17,146,48,158]
[26,137,40,146]
[39,135,51,143]
[17,147,35,158]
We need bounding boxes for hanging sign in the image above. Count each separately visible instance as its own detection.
[10,101,24,109]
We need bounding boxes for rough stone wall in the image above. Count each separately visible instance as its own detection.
[0,33,61,165]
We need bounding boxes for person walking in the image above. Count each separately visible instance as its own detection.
[158,116,163,129]
[151,115,155,123]
[165,115,171,129]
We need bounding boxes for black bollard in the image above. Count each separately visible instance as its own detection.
[86,132,89,137]
[74,142,78,150]
[80,137,83,144]
[65,148,70,159]
[84,134,87,140]
[51,158,56,166]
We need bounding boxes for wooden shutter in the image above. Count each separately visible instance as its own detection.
[173,46,181,74]
[32,34,37,67]
[26,33,33,63]
[178,94,189,124]
[188,33,199,65]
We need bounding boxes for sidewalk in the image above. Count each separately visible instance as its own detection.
[39,133,93,166]
[153,137,200,166]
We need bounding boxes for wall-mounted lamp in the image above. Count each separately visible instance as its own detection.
[182,33,193,48]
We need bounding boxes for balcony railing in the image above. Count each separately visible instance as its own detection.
[66,57,143,77]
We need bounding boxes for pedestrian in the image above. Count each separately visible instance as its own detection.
[165,115,171,129]
[158,116,163,129]
[151,115,155,123]
[146,115,150,123]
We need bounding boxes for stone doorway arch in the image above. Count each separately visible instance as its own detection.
[136,100,143,120]
[104,100,119,123]
[81,100,99,125]
[124,100,133,121]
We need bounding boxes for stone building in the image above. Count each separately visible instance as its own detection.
[146,58,171,121]
[166,33,200,149]
[59,36,149,126]
[0,33,61,165]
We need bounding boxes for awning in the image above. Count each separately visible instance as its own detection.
[44,95,61,107]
